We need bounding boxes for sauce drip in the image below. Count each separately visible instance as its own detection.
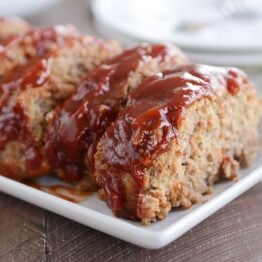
[45,44,169,182]
[96,64,248,213]
[0,35,17,46]
[0,26,80,176]
[0,26,78,79]
[1,26,79,58]
[0,54,51,173]
[25,180,90,203]
[20,26,79,56]
[0,17,30,45]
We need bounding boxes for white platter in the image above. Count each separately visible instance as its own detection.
[0,151,261,249]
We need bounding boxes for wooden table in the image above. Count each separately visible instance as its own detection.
[0,183,261,261]
[0,0,262,261]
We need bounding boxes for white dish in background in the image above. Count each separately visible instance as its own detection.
[187,52,262,66]
[91,23,262,67]
[92,0,262,66]
[0,152,261,249]
[92,0,262,53]
[0,0,62,17]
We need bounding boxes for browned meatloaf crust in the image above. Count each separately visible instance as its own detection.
[0,24,112,79]
[94,64,261,224]
[0,17,31,43]
[0,29,121,179]
[44,44,188,186]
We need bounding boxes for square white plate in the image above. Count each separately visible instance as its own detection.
[0,154,261,249]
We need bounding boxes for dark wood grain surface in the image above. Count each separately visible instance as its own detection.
[0,182,261,262]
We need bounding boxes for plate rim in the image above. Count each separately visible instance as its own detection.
[91,0,262,53]
[0,164,261,249]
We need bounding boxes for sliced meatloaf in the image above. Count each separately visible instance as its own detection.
[45,44,188,185]
[0,25,119,79]
[0,17,31,43]
[94,64,261,224]
[0,35,121,180]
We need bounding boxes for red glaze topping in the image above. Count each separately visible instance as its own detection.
[25,180,91,203]
[0,17,31,45]
[0,35,17,46]
[0,26,83,176]
[0,54,52,174]
[0,25,82,177]
[45,44,170,182]
[95,64,248,215]
[0,26,80,73]
[16,26,80,56]
[5,26,78,50]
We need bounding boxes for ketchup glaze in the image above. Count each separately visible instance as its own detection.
[45,44,171,182]
[95,64,249,215]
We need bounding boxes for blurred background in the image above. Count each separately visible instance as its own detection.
[1,0,262,92]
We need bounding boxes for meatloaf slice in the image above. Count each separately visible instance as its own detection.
[94,64,261,224]
[45,44,188,185]
[0,17,31,43]
[0,37,121,180]
[0,25,115,79]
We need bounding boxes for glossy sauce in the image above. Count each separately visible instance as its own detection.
[0,26,79,79]
[0,26,81,176]
[0,18,30,45]
[0,54,52,173]
[1,26,76,50]
[25,180,90,203]
[96,64,248,214]
[0,35,18,46]
[45,44,169,182]
[20,26,79,56]
[0,35,21,72]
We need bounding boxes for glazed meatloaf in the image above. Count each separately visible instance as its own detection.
[94,64,261,224]
[44,44,188,186]
[0,24,117,79]
[0,17,31,43]
[0,31,121,179]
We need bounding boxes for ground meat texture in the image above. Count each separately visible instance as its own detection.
[0,24,102,79]
[0,17,32,44]
[44,44,188,185]
[94,64,262,224]
[0,34,121,180]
